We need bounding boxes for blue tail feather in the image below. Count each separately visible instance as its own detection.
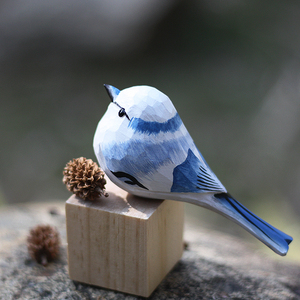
[214,193,293,256]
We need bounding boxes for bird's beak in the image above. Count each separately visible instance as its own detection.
[104,84,120,102]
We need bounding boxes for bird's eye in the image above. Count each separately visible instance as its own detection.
[118,108,126,117]
[115,103,130,120]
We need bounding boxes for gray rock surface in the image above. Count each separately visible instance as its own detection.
[0,201,299,299]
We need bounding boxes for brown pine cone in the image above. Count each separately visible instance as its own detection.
[27,225,60,266]
[63,157,108,200]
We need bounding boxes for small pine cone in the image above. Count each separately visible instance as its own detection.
[63,157,108,200]
[27,225,60,266]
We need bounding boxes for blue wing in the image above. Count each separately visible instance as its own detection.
[172,149,226,193]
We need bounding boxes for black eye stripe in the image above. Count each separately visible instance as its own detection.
[113,101,130,120]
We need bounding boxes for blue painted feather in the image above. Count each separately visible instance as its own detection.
[214,193,293,255]
[129,112,182,135]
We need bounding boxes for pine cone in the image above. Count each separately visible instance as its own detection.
[27,225,60,266]
[63,157,108,200]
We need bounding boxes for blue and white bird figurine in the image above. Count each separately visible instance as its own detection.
[93,84,293,256]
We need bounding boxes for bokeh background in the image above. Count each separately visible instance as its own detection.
[1,0,299,260]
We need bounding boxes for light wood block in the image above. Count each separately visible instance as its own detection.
[65,179,184,297]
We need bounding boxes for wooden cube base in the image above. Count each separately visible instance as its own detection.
[65,179,184,297]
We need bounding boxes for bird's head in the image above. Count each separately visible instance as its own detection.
[102,85,177,132]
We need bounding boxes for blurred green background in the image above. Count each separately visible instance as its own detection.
[0,0,299,260]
